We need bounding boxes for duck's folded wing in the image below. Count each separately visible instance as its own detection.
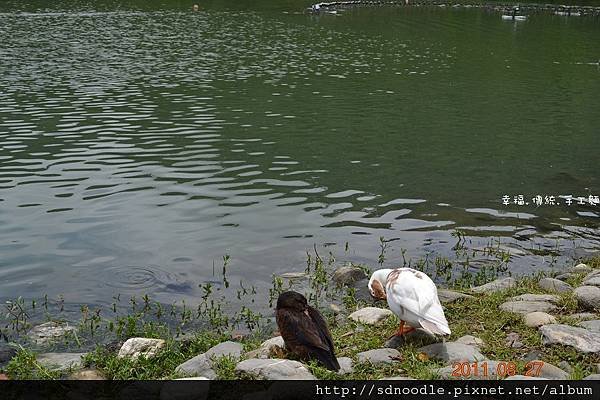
[276,308,330,352]
[388,276,450,334]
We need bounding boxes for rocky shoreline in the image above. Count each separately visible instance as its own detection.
[1,260,600,381]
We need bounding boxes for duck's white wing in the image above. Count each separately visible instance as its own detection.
[386,269,451,335]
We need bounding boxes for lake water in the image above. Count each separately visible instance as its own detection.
[0,1,599,310]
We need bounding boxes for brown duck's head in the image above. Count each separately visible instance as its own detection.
[276,291,308,311]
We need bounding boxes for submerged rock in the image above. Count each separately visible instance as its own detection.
[117,338,166,359]
[357,348,401,365]
[418,342,485,363]
[37,352,86,371]
[523,312,557,328]
[235,359,315,380]
[499,301,557,314]
[538,278,572,293]
[27,322,75,346]
[574,286,600,310]
[332,266,367,285]
[539,324,600,353]
[436,290,475,303]
[471,277,516,293]
[348,307,393,325]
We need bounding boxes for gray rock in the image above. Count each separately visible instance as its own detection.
[204,341,243,360]
[418,342,485,363]
[557,361,573,373]
[499,301,557,314]
[245,336,285,359]
[471,277,516,293]
[505,375,548,380]
[160,379,210,400]
[456,335,485,349]
[524,312,557,328]
[568,312,597,320]
[357,348,401,365]
[574,286,600,310]
[37,352,86,371]
[27,321,76,345]
[435,360,503,380]
[117,337,166,359]
[569,263,592,274]
[349,307,393,325]
[235,359,315,380]
[527,360,569,379]
[337,357,354,374]
[584,276,600,287]
[505,332,523,348]
[579,320,600,332]
[556,273,576,281]
[175,355,216,379]
[584,374,600,380]
[383,329,437,348]
[0,344,17,367]
[329,303,342,313]
[523,350,544,362]
[539,324,600,353]
[583,269,600,282]
[510,294,560,304]
[332,266,367,286]
[437,290,475,303]
[539,278,572,293]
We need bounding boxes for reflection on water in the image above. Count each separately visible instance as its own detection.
[0,3,599,309]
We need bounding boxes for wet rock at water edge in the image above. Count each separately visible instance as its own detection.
[348,307,393,325]
[357,348,401,365]
[117,338,166,359]
[538,278,572,293]
[574,286,600,310]
[27,321,76,345]
[37,352,86,371]
[235,359,316,380]
[332,265,367,286]
[471,277,516,293]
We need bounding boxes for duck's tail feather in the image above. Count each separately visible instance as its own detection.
[313,348,340,371]
[420,319,451,336]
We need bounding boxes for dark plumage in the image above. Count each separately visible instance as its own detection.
[275,291,340,371]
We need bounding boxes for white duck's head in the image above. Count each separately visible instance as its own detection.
[368,268,393,300]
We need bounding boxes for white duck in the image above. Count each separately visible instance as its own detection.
[368,268,451,337]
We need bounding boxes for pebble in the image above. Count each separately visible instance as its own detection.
[337,357,354,374]
[471,277,516,293]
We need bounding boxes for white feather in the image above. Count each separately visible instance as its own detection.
[372,268,451,336]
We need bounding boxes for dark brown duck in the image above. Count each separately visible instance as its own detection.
[275,291,340,371]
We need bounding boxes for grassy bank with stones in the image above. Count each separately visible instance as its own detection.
[1,252,599,380]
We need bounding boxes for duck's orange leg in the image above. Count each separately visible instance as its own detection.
[391,320,415,337]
